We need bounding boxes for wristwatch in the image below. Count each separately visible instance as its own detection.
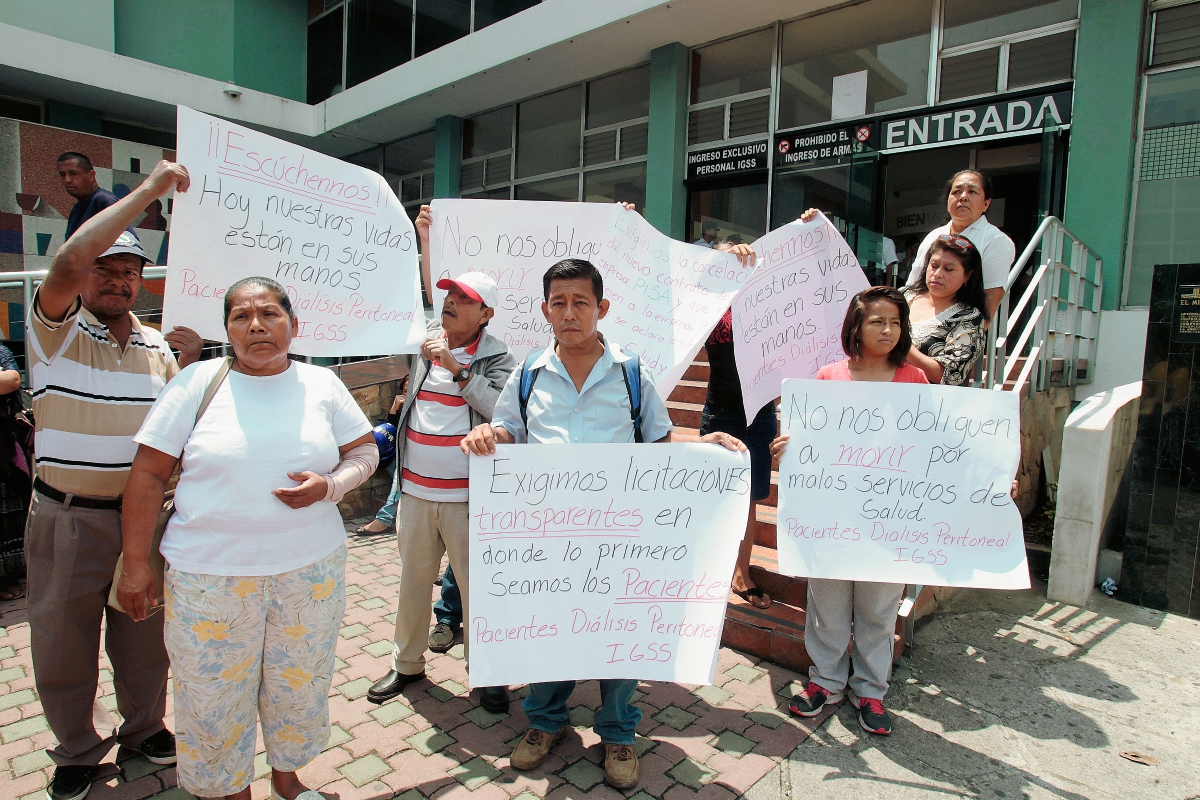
[455,367,471,382]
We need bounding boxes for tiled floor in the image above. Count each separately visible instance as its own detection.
[0,525,833,800]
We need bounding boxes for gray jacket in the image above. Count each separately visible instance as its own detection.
[391,319,517,480]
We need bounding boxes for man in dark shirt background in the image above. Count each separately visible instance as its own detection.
[59,152,118,240]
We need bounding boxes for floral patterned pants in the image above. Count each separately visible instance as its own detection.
[163,546,347,797]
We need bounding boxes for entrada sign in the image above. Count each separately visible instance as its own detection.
[880,90,1072,152]
[687,140,769,181]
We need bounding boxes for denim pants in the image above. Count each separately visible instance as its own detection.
[374,461,400,526]
[524,679,641,744]
[434,565,462,627]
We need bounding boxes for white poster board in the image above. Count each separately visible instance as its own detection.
[468,443,751,686]
[733,214,870,423]
[776,379,1029,589]
[165,106,425,355]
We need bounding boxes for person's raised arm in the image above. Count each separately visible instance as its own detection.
[117,444,180,621]
[416,204,432,307]
[41,160,189,322]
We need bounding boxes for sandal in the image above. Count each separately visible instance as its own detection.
[733,586,771,609]
[0,585,24,601]
[354,522,389,536]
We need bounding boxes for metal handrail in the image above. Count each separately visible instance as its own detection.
[982,216,1102,394]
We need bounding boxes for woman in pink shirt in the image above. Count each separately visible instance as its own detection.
[770,286,925,737]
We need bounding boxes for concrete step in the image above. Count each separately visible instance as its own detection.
[683,361,711,382]
[756,504,777,548]
[667,400,703,429]
[668,379,708,405]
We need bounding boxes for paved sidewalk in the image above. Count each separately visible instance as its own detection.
[0,528,831,800]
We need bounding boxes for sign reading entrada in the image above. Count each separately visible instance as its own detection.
[879,90,1072,152]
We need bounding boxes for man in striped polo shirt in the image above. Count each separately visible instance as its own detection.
[25,160,201,800]
[368,256,516,714]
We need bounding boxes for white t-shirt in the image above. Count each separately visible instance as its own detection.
[905,215,1016,291]
[134,359,372,576]
[401,337,477,502]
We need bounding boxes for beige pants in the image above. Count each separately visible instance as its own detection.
[392,493,470,674]
[24,492,169,766]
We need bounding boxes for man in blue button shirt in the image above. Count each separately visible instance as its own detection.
[59,152,119,240]
[462,258,744,790]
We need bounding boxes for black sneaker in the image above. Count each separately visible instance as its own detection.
[849,692,893,735]
[47,765,93,800]
[136,729,177,765]
[788,682,843,717]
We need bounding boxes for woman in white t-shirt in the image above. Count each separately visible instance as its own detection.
[117,277,377,800]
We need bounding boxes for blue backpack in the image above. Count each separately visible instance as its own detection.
[518,349,644,443]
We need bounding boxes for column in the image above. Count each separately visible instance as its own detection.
[645,42,689,240]
[434,115,463,199]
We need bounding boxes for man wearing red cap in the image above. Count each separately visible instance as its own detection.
[368,206,516,714]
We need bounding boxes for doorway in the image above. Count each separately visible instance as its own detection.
[687,177,768,246]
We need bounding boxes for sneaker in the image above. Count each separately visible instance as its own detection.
[136,729,177,765]
[603,743,639,789]
[789,682,843,717]
[849,691,893,735]
[47,765,93,800]
[427,622,458,653]
[509,727,566,770]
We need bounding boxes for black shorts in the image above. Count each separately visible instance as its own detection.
[699,402,776,501]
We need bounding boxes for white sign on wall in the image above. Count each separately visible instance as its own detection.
[165,106,425,356]
[468,443,751,686]
[776,379,1029,589]
[733,214,871,423]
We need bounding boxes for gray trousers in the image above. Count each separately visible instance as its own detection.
[805,578,904,701]
[25,492,169,766]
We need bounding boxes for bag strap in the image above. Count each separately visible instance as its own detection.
[194,357,233,425]
[518,351,542,432]
[620,354,643,444]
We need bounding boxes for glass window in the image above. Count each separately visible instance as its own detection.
[474,0,540,30]
[939,47,998,101]
[1152,3,1200,67]
[385,131,435,179]
[1129,67,1200,305]
[583,130,617,166]
[942,0,1077,49]
[307,6,344,103]
[688,107,724,145]
[463,107,513,158]
[415,0,470,57]
[689,181,768,242]
[463,187,513,200]
[516,174,579,201]
[620,123,648,159]
[346,0,411,89]
[584,163,647,208]
[1008,30,1074,89]
[778,0,933,130]
[690,28,774,104]
[310,0,344,21]
[587,66,650,129]
[516,86,582,178]
[346,146,382,173]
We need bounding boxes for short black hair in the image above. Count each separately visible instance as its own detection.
[57,152,93,172]
[913,237,991,322]
[224,277,297,324]
[944,169,993,201]
[543,259,603,302]
[841,286,912,368]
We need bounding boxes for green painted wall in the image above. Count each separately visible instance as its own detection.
[434,116,463,199]
[114,0,304,102]
[1063,0,1145,309]
[0,0,114,51]
[645,42,689,240]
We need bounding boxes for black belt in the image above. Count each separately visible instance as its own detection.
[34,478,123,510]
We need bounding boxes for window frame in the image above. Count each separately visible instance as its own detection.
[936,18,1080,103]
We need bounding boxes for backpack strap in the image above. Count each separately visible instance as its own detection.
[620,354,643,444]
[518,351,543,433]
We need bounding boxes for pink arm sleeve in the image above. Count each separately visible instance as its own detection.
[322,442,380,504]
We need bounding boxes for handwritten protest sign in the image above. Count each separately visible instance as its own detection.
[733,214,870,423]
[165,106,425,356]
[468,443,750,686]
[776,379,1029,589]
[430,199,614,359]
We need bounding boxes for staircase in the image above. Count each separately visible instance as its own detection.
[666,349,906,672]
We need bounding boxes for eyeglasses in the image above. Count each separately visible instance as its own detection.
[937,233,975,251]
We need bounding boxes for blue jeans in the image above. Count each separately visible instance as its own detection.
[375,461,400,526]
[433,564,461,627]
[523,680,641,744]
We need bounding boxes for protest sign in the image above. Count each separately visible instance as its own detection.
[468,443,751,686]
[733,214,870,423]
[164,106,425,356]
[776,379,1028,589]
[430,199,615,358]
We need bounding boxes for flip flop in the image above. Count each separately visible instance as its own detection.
[270,788,328,800]
[353,524,388,536]
[733,587,771,609]
[0,586,24,601]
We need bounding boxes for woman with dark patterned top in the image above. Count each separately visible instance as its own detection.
[0,344,28,601]
[904,233,990,387]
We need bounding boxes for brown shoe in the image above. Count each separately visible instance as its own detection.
[510,728,566,770]
[604,743,639,789]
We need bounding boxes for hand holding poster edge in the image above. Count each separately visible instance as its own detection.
[774,378,1029,590]
[163,106,426,356]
